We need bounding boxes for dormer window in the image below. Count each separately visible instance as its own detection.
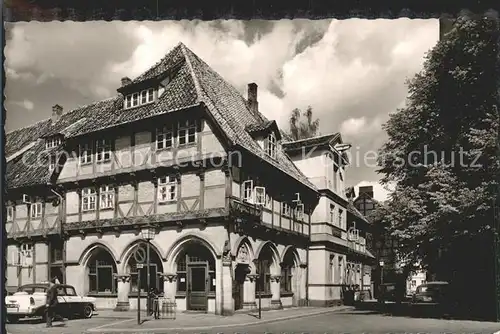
[265,133,277,158]
[124,88,155,109]
[46,137,62,149]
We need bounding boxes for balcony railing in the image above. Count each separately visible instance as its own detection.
[228,197,263,222]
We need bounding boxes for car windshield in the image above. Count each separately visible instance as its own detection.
[17,286,47,293]
[417,285,446,294]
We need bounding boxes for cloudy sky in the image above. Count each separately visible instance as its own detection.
[5,19,439,200]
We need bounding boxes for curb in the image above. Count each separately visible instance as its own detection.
[86,306,353,333]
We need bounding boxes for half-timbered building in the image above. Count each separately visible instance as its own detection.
[6,42,374,314]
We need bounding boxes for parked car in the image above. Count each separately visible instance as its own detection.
[410,281,457,315]
[411,281,450,304]
[5,283,97,323]
[378,283,398,303]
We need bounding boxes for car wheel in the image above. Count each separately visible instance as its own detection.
[83,304,93,319]
[7,315,19,323]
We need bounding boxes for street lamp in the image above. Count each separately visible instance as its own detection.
[379,260,385,285]
[140,224,155,317]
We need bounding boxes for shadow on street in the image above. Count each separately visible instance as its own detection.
[353,301,490,322]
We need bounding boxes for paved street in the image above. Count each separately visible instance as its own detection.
[6,308,500,334]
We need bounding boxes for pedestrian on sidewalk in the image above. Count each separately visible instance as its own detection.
[149,287,160,319]
[45,279,64,327]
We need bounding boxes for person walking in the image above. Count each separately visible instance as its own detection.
[45,281,58,327]
[45,279,65,327]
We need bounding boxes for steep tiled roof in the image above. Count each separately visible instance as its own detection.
[6,119,52,157]
[7,139,55,189]
[6,42,316,192]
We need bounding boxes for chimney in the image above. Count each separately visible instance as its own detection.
[51,104,63,122]
[121,77,132,87]
[359,186,374,199]
[247,83,258,115]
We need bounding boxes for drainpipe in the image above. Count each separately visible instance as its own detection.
[306,205,311,306]
[50,187,65,283]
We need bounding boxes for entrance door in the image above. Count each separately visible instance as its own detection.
[188,265,207,311]
[233,264,247,310]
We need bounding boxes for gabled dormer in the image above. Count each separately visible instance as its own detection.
[246,120,282,159]
[43,134,64,150]
[119,77,157,110]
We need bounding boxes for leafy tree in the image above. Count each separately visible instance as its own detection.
[374,14,500,318]
[286,106,320,140]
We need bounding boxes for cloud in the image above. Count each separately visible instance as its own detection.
[355,180,396,202]
[5,19,438,187]
[12,99,34,110]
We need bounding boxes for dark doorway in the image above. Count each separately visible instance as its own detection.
[233,264,248,311]
[188,265,207,311]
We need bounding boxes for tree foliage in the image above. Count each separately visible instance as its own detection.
[286,106,320,140]
[374,15,500,286]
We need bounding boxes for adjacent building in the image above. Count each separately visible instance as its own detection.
[6,42,374,314]
[352,185,426,297]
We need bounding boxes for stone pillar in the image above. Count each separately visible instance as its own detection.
[221,255,234,315]
[160,273,177,300]
[114,274,131,311]
[270,275,282,309]
[243,274,258,310]
[299,264,308,306]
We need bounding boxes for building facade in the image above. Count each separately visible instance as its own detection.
[353,185,425,297]
[6,42,373,314]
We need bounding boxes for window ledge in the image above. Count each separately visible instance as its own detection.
[254,293,272,298]
[88,293,118,297]
[100,208,114,212]
[96,159,112,165]
[158,200,177,206]
[156,147,174,152]
[177,142,197,149]
[79,162,93,166]
[280,292,294,297]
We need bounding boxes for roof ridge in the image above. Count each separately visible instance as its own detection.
[6,95,120,135]
[180,43,202,104]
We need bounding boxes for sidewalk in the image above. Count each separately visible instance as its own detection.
[88,306,353,332]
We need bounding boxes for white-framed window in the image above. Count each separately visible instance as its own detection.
[242,180,254,203]
[46,137,62,149]
[265,132,277,158]
[125,88,155,109]
[295,203,304,220]
[7,206,14,221]
[329,204,335,223]
[141,88,155,104]
[281,202,291,216]
[82,188,97,212]
[254,187,266,205]
[96,139,112,162]
[30,202,42,219]
[156,126,174,150]
[158,176,177,203]
[178,120,197,146]
[329,255,335,283]
[411,280,416,287]
[338,209,343,228]
[100,186,115,209]
[79,143,93,165]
